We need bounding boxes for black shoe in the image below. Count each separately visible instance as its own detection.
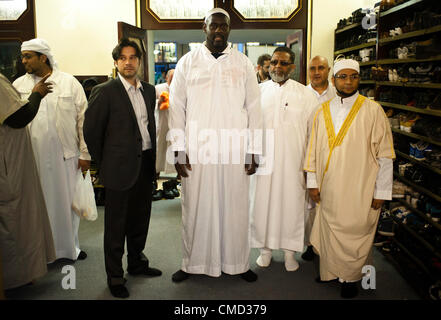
[315,276,338,284]
[128,267,162,277]
[172,270,190,283]
[301,246,315,261]
[240,270,257,282]
[341,282,358,298]
[152,189,163,201]
[162,181,175,199]
[77,251,87,260]
[108,284,129,298]
[169,180,180,197]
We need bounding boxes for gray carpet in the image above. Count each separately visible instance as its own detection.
[5,198,420,300]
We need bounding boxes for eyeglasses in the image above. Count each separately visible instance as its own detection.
[21,53,37,60]
[334,74,360,80]
[270,60,293,67]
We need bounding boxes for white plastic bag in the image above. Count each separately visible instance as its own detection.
[72,169,98,221]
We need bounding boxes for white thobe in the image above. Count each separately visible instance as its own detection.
[307,82,336,104]
[250,79,319,252]
[169,43,262,277]
[13,70,90,260]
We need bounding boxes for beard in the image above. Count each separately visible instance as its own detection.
[269,70,291,83]
[336,87,358,98]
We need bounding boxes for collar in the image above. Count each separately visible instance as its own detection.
[270,78,292,88]
[118,74,143,91]
[31,68,59,84]
[308,82,330,97]
[202,41,232,57]
[337,91,359,105]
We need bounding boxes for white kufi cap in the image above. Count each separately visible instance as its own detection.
[21,38,58,69]
[204,8,230,23]
[333,58,359,75]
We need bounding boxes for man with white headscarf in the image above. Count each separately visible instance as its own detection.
[13,38,90,261]
[169,8,262,283]
[304,58,395,298]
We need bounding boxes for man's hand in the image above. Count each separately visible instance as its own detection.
[371,199,384,210]
[32,73,53,98]
[308,188,320,204]
[245,154,259,175]
[78,159,91,172]
[174,151,191,178]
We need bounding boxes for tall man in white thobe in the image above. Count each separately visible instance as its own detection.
[13,39,90,261]
[304,59,395,298]
[251,47,319,272]
[302,55,336,261]
[169,8,262,283]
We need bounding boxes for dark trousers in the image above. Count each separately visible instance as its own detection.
[104,150,154,286]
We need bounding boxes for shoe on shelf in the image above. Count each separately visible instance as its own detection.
[373,234,389,247]
[377,217,395,236]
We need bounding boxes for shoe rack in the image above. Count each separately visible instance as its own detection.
[334,0,441,300]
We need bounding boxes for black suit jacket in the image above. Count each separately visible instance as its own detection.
[84,78,156,191]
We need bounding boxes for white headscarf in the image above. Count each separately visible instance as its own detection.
[333,58,359,75]
[21,38,58,69]
[204,8,230,23]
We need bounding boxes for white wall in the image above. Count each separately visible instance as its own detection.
[35,0,136,76]
[310,0,378,76]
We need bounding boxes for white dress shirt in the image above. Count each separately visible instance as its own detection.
[307,82,336,104]
[119,74,152,150]
[306,92,393,200]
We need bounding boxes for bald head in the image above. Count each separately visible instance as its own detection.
[309,55,330,89]
[166,69,174,86]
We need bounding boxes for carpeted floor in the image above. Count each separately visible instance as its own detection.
[5,195,420,300]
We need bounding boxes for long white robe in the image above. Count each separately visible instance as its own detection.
[13,70,89,260]
[0,73,55,289]
[250,79,319,252]
[169,43,262,277]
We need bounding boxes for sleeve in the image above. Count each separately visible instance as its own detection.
[83,84,109,166]
[304,107,322,173]
[373,103,396,159]
[72,78,91,160]
[374,158,393,200]
[306,172,319,189]
[244,59,263,155]
[4,92,42,128]
[0,74,29,125]
[168,60,187,152]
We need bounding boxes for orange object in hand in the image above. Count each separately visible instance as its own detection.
[159,91,169,110]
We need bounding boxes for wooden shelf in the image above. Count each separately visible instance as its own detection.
[376,55,441,65]
[334,42,376,55]
[391,128,441,147]
[376,81,441,89]
[360,80,375,84]
[379,101,441,117]
[394,171,441,203]
[359,60,377,66]
[380,0,425,17]
[379,25,441,45]
[335,22,362,34]
[392,237,432,278]
[396,198,441,232]
[396,150,441,176]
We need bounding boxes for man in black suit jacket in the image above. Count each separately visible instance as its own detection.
[84,39,161,298]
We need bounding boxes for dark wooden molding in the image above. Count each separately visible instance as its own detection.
[0,0,35,42]
[141,0,307,30]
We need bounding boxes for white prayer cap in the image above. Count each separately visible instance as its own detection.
[333,58,359,75]
[204,8,230,23]
[21,38,57,69]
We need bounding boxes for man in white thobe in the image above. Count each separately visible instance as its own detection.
[250,47,319,272]
[303,55,336,261]
[13,39,90,261]
[169,8,262,283]
[304,59,394,298]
